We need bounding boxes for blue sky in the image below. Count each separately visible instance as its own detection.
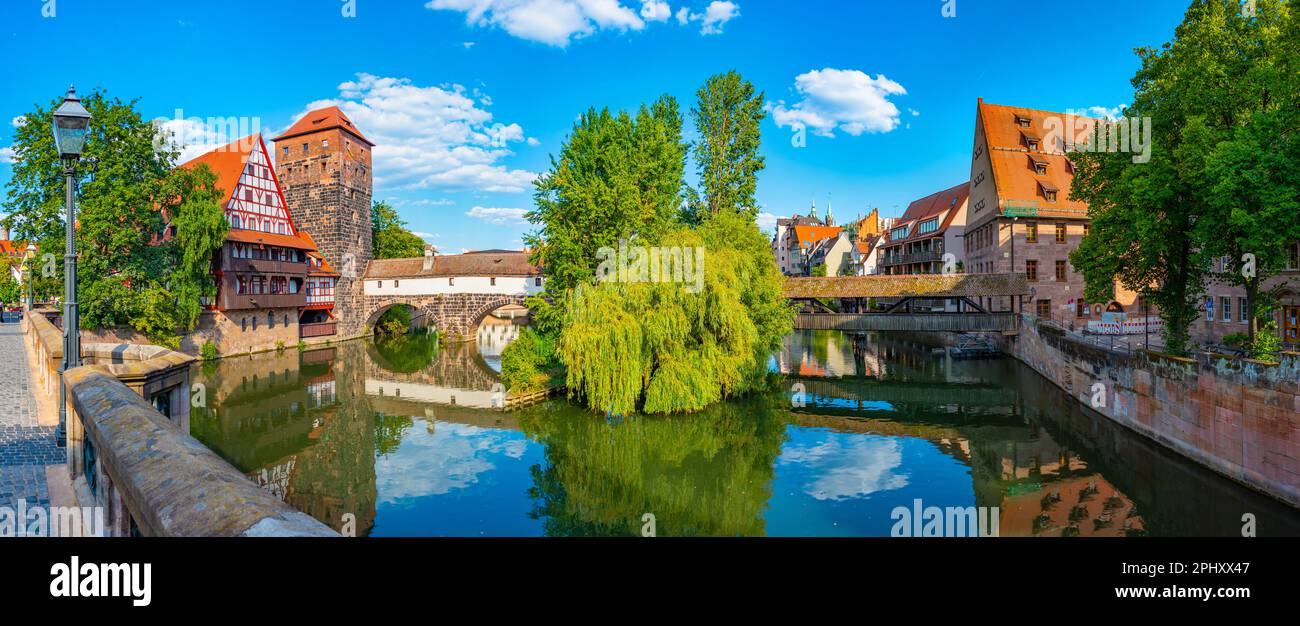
[1,0,1191,251]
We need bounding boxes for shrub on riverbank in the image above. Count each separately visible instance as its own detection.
[501,328,562,393]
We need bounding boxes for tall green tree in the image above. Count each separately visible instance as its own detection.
[1189,0,1299,346]
[2,88,226,347]
[371,200,428,259]
[1070,0,1296,354]
[523,95,686,333]
[686,71,767,222]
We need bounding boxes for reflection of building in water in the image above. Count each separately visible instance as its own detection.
[477,313,527,372]
[190,344,379,536]
[366,338,506,409]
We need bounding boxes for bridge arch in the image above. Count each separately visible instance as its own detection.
[362,294,529,342]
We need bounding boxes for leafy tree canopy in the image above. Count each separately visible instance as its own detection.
[2,88,227,348]
[371,200,428,260]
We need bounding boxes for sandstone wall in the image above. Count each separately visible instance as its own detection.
[1002,317,1300,507]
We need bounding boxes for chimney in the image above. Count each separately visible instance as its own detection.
[422,245,435,271]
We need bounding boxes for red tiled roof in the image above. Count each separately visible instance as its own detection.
[791,225,843,250]
[0,240,34,257]
[880,181,970,248]
[272,106,374,146]
[179,134,258,206]
[365,251,539,279]
[899,181,969,224]
[977,100,1096,217]
[227,228,319,251]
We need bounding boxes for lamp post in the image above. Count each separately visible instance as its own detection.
[25,242,37,313]
[52,84,91,449]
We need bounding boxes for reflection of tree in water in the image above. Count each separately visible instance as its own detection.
[518,395,790,537]
[374,413,413,458]
[369,333,441,373]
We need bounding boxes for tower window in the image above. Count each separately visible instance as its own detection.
[302,142,309,154]
[283,146,289,158]
[323,139,330,149]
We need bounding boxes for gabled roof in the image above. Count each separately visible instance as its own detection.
[791,225,843,250]
[181,135,324,252]
[179,134,260,206]
[882,181,970,246]
[976,99,1095,218]
[899,181,969,224]
[272,105,374,146]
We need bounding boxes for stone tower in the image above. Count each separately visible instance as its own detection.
[273,106,374,337]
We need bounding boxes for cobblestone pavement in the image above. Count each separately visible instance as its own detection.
[0,322,64,509]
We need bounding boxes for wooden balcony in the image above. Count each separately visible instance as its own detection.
[225,257,308,276]
[219,291,306,311]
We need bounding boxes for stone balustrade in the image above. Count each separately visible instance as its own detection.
[63,365,338,537]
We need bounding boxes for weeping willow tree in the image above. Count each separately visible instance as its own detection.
[558,211,791,415]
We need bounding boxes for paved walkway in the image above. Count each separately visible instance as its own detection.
[0,322,65,509]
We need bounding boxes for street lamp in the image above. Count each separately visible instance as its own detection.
[52,84,91,449]
[24,242,36,313]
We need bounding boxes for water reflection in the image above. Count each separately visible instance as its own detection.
[188,327,1300,537]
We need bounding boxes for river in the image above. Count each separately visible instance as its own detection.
[188,320,1300,537]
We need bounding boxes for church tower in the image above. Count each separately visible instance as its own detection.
[273,106,374,337]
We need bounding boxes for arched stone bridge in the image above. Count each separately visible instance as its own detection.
[360,250,541,341]
[364,293,529,341]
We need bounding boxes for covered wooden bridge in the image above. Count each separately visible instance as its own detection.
[782,273,1030,333]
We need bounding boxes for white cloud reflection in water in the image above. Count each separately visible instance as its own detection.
[375,420,528,503]
[778,435,909,501]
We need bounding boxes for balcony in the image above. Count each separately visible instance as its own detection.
[300,322,337,338]
[880,250,943,266]
[225,257,307,276]
[219,291,306,311]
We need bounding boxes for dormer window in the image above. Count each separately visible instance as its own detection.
[1038,180,1059,202]
[1029,153,1049,175]
[1022,130,1041,150]
[1015,114,1032,128]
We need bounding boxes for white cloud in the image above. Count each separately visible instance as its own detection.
[0,146,14,164]
[755,212,779,232]
[428,0,732,46]
[152,114,264,163]
[288,73,538,194]
[11,116,26,128]
[411,231,440,241]
[676,1,737,34]
[467,206,529,225]
[640,0,671,21]
[462,41,476,49]
[1076,104,1128,120]
[768,69,908,137]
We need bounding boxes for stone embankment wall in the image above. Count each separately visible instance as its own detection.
[1002,317,1300,507]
